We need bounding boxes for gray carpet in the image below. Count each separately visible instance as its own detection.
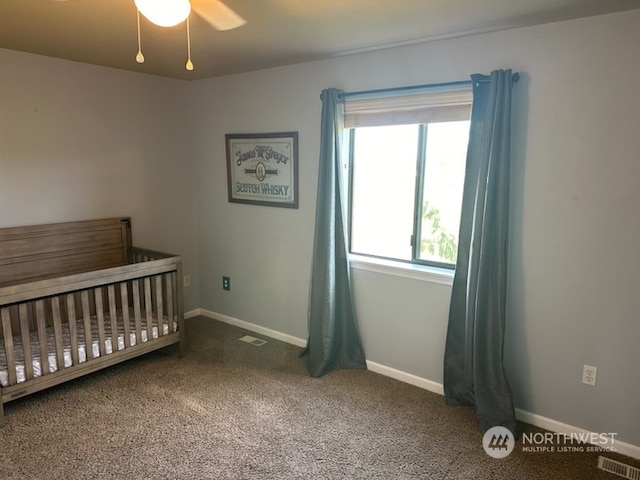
[0,316,637,479]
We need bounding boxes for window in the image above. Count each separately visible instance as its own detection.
[346,86,471,269]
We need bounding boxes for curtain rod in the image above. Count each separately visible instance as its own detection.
[337,73,519,101]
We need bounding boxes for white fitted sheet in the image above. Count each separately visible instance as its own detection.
[0,312,177,387]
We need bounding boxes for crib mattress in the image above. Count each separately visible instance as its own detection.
[0,313,177,387]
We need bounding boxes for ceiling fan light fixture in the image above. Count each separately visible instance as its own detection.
[134,0,191,27]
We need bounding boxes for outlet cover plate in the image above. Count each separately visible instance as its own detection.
[582,364,597,386]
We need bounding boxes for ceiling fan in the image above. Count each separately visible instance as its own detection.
[133,0,246,70]
[134,0,246,31]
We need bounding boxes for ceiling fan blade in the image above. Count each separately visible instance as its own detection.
[191,0,246,31]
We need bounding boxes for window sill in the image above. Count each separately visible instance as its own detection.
[348,254,454,286]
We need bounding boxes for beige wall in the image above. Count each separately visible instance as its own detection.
[0,49,200,310]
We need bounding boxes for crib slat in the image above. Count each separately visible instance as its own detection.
[107,285,118,353]
[132,279,142,344]
[66,295,80,365]
[94,288,107,357]
[120,282,131,348]
[1,307,18,386]
[51,296,65,372]
[19,303,34,381]
[155,276,164,337]
[35,300,49,376]
[81,291,94,360]
[166,272,175,333]
[144,277,153,342]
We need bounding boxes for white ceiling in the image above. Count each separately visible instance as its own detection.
[1,0,639,81]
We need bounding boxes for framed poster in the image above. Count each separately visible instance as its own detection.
[225,132,299,209]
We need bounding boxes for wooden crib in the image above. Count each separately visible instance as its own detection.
[0,217,184,424]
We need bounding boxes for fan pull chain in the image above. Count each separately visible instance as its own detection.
[136,9,145,64]
[186,16,194,71]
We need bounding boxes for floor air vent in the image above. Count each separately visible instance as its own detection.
[239,335,268,347]
[598,456,640,480]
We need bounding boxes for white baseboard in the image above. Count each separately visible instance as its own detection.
[514,409,640,460]
[187,308,640,460]
[184,309,201,320]
[193,308,307,348]
[365,361,445,396]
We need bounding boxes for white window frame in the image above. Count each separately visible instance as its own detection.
[344,83,472,281]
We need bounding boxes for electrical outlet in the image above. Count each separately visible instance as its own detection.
[183,275,191,288]
[582,364,597,386]
[222,276,230,291]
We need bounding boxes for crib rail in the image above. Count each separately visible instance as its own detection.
[0,251,184,423]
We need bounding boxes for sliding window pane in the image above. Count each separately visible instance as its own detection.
[351,125,419,261]
[418,121,469,265]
